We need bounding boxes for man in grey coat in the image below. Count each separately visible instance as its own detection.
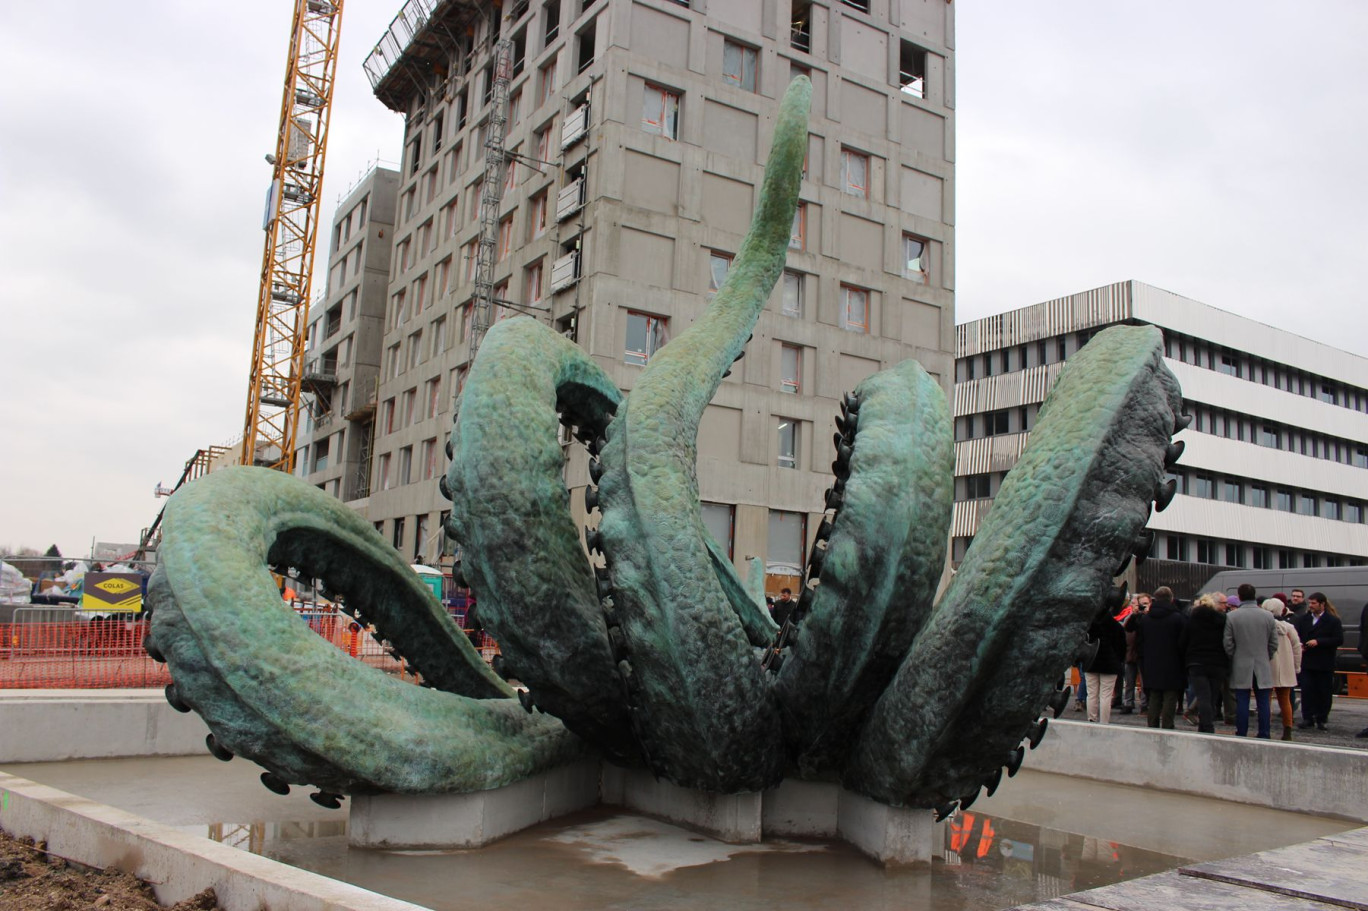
[1223,583,1280,738]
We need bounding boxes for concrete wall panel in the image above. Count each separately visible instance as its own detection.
[629,3,691,70]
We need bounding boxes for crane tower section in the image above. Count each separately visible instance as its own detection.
[241,0,345,471]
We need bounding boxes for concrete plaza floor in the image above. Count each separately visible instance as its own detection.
[1,754,1354,911]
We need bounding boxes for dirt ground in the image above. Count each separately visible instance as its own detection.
[0,830,220,911]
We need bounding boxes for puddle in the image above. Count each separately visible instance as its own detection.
[188,806,1186,911]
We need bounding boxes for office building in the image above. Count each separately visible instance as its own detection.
[954,280,1368,594]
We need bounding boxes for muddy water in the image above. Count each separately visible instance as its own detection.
[3,757,1353,911]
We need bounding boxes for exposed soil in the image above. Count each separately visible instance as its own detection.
[0,829,220,911]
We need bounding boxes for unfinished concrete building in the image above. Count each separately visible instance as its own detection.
[319,0,956,581]
[295,166,401,504]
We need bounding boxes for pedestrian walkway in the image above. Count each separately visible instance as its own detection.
[1076,692,1368,750]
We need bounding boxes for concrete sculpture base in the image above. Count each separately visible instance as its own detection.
[349,761,936,865]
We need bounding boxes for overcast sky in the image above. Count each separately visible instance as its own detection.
[1,1,1364,559]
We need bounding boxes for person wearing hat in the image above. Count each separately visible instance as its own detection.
[1262,597,1303,740]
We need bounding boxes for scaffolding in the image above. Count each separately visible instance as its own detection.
[468,34,513,362]
[241,0,345,472]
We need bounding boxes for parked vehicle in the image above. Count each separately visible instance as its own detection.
[1199,567,1367,674]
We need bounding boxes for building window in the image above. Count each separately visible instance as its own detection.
[767,510,806,576]
[777,418,799,469]
[780,344,801,394]
[790,204,806,250]
[530,190,548,239]
[965,473,991,499]
[1192,474,1214,499]
[1219,353,1240,377]
[1322,498,1341,520]
[1260,424,1280,448]
[709,251,732,294]
[382,398,396,434]
[539,57,558,105]
[1221,480,1242,503]
[839,284,868,333]
[903,234,928,283]
[701,502,735,559]
[625,311,667,366]
[425,378,441,420]
[899,40,926,98]
[377,453,392,490]
[790,0,812,51]
[392,515,406,550]
[498,215,514,260]
[1166,534,1188,561]
[526,261,544,305]
[1297,493,1316,516]
[722,40,758,92]
[1345,502,1363,524]
[642,84,680,139]
[1226,541,1245,568]
[986,410,1009,436]
[543,0,560,42]
[1196,539,1217,564]
[402,387,417,426]
[1276,488,1293,512]
[840,148,868,197]
[312,437,329,473]
[781,270,803,318]
[1250,484,1269,509]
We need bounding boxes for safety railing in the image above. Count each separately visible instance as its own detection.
[0,606,495,689]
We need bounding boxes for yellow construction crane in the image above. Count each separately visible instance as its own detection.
[241,0,345,471]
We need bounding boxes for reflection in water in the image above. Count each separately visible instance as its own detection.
[941,811,1182,902]
[193,808,1187,911]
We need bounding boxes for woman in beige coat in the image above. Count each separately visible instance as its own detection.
[1263,597,1303,740]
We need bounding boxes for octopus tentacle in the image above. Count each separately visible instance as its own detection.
[774,358,953,777]
[845,324,1183,806]
[445,316,639,763]
[592,76,811,791]
[146,467,587,793]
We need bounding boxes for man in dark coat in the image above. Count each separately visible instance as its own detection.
[770,588,796,627]
[1294,591,1344,730]
[1135,586,1188,729]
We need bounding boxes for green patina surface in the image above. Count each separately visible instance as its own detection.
[147,76,1184,812]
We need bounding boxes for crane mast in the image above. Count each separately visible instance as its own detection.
[241,0,345,471]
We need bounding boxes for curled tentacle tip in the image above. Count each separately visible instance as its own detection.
[1005,747,1026,777]
[958,788,979,811]
[517,688,536,713]
[934,802,958,822]
[1164,440,1185,467]
[1027,717,1049,750]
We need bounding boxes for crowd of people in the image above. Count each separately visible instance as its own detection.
[1076,585,1367,741]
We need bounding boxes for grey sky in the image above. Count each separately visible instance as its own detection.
[1,1,1363,559]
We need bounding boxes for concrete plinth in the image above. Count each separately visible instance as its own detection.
[601,766,764,843]
[835,789,936,866]
[348,759,599,849]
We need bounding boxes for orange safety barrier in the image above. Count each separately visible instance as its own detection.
[0,619,172,690]
[0,607,495,690]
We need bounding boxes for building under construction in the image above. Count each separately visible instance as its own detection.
[296,0,957,585]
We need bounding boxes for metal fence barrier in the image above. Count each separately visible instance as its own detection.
[0,606,494,689]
